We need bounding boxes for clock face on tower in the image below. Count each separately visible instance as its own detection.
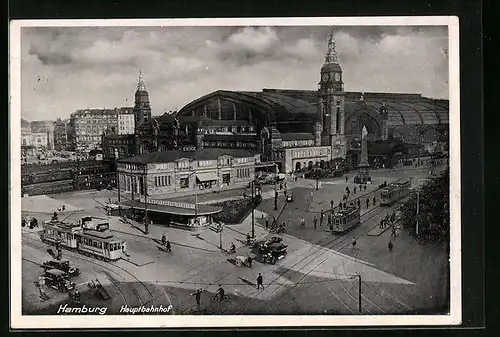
[334,73,341,81]
[322,73,329,82]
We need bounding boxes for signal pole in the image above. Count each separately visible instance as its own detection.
[357,274,362,314]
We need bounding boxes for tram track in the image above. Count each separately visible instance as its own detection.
[22,234,156,308]
[229,200,404,315]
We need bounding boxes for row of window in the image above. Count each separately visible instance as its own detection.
[292,148,329,159]
[124,164,142,171]
[198,126,255,134]
[155,175,172,187]
[236,167,251,178]
[203,141,256,148]
[107,139,133,145]
[283,140,314,148]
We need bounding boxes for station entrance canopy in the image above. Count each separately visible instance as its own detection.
[121,198,222,216]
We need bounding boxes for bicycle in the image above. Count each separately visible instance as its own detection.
[210,294,230,302]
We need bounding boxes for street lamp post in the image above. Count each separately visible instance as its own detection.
[416,189,420,236]
[251,180,255,239]
[186,171,199,225]
[143,165,149,235]
[357,274,362,314]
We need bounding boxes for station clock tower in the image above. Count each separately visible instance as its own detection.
[316,33,347,159]
[134,71,152,129]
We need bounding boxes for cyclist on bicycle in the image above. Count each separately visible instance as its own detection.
[216,284,225,302]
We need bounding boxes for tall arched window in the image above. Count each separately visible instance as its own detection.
[336,107,341,133]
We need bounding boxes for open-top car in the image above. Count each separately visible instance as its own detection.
[260,242,287,264]
[42,259,80,277]
[42,269,76,292]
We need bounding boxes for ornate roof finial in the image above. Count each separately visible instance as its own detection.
[325,29,338,64]
[137,70,147,91]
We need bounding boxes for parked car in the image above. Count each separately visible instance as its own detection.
[42,259,80,277]
[42,269,76,292]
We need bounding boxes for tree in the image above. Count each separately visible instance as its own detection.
[399,169,449,245]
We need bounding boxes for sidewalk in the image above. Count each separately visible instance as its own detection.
[108,210,271,254]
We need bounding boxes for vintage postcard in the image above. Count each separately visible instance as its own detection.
[10,16,460,328]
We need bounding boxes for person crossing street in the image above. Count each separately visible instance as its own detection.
[191,288,203,307]
[388,240,394,252]
[257,273,264,289]
[313,216,317,229]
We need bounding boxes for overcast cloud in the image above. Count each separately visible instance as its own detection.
[20,25,448,121]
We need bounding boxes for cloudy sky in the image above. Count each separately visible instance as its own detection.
[20,25,448,121]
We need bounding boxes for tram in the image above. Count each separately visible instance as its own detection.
[41,217,125,261]
[380,180,411,206]
[329,204,361,233]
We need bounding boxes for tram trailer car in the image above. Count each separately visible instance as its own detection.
[41,219,125,261]
[380,180,411,206]
[330,205,361,233]
[76,230,124,261]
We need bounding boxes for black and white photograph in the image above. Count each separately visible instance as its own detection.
[10,17,460,328]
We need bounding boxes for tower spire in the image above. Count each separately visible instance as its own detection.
[325,31,338,64]
[137,70,146,91]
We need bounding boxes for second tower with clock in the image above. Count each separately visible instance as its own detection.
[315,33,347,159]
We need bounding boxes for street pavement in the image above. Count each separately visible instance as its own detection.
[21,163,449,315]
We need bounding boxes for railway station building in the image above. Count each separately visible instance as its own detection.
[116,148,261,198]
[104,33,449,172]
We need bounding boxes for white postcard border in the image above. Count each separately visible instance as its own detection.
[10,16,461,328]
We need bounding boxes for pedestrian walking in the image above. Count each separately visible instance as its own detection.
[284,182,287,189]
[366,198,369,209]
[330,200,334,209]
[373,196,376,206]
[313,217,317,229]
[390,226,397,237]
[300,217,306,227]
[265,219,269,230]
[357,199,361,208]
[379,219,384,229]
[320,210,324,225]
[191,288,203,307]
[354,186,357,194]
[345,176,348,183]
[247,256,253,268]
[364,185,367,191]
[352,237,357,248]
[257,273,264,289]
[388,240,394,252]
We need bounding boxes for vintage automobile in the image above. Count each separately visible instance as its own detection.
[42,259,80,277]
[257,236,283,251]
[286,191,294,202]
[42,269,76,292]
[260,242,288,264]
